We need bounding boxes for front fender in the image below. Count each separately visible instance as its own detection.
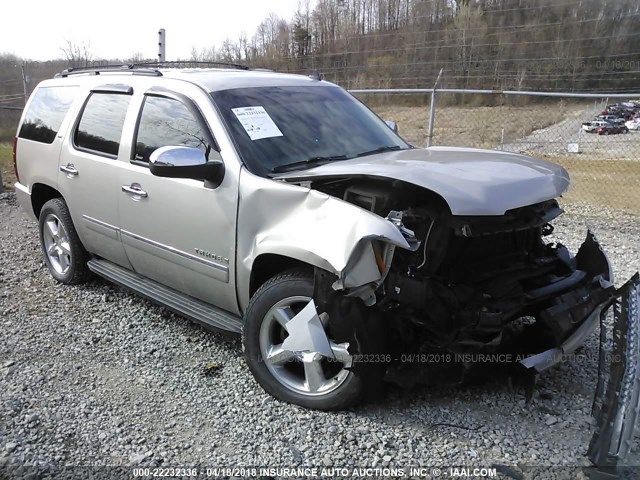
[236,169,410,311]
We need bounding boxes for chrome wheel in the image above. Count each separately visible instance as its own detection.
[259,295,353,396]
[42,213,72,275]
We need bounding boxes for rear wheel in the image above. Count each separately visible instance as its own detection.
[242,270,385,410]
[38,198,91,284]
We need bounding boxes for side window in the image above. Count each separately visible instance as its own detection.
[134,96,207,162]
[74,93,131,157]
[18,86,78,144]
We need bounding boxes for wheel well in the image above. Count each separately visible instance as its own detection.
[249,254,313,297]
[31,183,62,219]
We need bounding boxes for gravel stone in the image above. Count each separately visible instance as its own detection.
[130,453,147,464]
[545,415,559,426]
[4,443,17,453]
[0,191,638,472]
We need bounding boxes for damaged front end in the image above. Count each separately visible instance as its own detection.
[369,198,617,386]
[241,165,638,422]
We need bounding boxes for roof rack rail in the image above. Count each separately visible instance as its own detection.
[56,60,250,78]
[57,64,161,78]
[137,60,250,70]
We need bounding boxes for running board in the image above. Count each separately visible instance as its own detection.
[87,258,242,335]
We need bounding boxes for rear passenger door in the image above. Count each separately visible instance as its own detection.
[118,88,239,314]
[58,85,134,269]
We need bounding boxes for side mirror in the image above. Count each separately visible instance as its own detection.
[149,146,224,187]
[384,120,399,134]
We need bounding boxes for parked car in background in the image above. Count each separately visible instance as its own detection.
[582,120,610,133]
[595,115,626,125]
[597,123,629,135]
[625,119,640,131]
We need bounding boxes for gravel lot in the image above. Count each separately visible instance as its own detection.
[1,191,638,479]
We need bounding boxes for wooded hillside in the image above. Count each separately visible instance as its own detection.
[2,0,640,128]
[196,0,640,92]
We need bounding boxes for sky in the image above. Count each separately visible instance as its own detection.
[1,0,311,61]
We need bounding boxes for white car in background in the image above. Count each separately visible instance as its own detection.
[625,119,640,131]
[582,120,610,133]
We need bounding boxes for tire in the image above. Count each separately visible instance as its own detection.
[38,198,91,285]
[242,269,385,410]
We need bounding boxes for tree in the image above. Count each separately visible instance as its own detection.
[60,40,93,68]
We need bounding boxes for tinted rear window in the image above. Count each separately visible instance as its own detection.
[18,86,78,143]
[74,93,131,157]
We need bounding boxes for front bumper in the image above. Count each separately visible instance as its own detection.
[520,296,608,372]
[520,231,615,372]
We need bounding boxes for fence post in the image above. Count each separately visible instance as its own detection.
[0,169,4,194]
[21,64,28,106]
[426,68,443,147]
[427,91,436,147]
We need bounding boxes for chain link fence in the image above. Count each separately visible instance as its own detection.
[352,89,640,216]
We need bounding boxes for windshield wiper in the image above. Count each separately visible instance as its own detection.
[355,145,404,158]
[271,155,348,174]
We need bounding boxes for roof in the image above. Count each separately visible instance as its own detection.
[54,64,332,93]
[161,68,330,92]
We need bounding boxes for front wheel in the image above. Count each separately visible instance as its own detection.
[242,270,385,410]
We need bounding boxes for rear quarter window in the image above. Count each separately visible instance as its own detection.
[18,86,78,144]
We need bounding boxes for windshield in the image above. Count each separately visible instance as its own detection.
[210,85,409,177]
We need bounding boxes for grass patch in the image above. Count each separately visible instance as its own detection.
[0,143,15,191]
[551,158,640,215]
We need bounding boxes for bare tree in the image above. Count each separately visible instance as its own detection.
[60,40,93,68]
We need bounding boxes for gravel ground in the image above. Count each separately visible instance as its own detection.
[0,191,638,479]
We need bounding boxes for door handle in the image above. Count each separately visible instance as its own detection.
[121,183,148,198]
[60,164,79,176]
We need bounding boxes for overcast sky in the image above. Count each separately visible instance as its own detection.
[2,0,311,61]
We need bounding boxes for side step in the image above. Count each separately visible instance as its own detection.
[87,258,242,335]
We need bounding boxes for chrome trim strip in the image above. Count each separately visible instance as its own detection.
[120,229,229,273]
[82,215,118,232]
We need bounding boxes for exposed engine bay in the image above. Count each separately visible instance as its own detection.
[309,177,616,385]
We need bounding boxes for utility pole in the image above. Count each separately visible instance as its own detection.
[21,63,28,105]
[158,29,166,63]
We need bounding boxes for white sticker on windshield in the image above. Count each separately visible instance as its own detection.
[232,106,283,141]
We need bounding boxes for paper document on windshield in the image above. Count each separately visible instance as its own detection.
[232,106,283,141]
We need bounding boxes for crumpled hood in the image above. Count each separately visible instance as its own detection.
[274,146,570,216]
